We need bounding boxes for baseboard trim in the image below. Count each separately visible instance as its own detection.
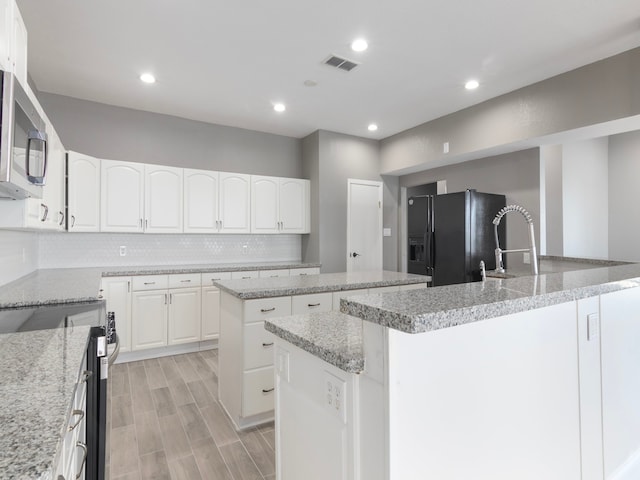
[115,339,218,363]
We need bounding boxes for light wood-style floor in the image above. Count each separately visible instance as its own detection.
[106,350,275,480]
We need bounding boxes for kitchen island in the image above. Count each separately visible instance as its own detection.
[214,270,428,429]
[266,263,640,480]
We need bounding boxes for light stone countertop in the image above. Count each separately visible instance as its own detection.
[215,271,430,299]
[341,263,640,334]
[0,262,320,309]
[0,324,91,480]
[265,312,364,373]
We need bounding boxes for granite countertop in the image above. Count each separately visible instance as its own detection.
[341,263,640,334]
[215,271,430,299]
[265,312,364,373]
[486,255,629,279]
[0,262,321,309]
[0,324,91,479]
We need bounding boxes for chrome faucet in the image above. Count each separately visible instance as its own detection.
[492,205,538,276]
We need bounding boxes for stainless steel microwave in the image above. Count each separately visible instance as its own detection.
[0,70,48,199]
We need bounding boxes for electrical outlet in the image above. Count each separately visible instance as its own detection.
[119,246,127,257]
[443,142,450,154]
[523,252,530,264]
[242,245,248,254]
[324,371,347,423]
[276,347,290,382]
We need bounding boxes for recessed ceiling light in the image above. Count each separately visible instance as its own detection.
[139,73,156,84]
[273,103,286,113]
[368,123,378,132]
[351,38,368,52]
[465,79,479,90]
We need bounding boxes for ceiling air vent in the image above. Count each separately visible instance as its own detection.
[323,55,359,72]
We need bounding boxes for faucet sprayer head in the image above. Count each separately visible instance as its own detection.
[492,205,534,226]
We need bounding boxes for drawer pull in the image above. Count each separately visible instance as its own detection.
[180,280,191,283]
[308,303,321,307]
[260,307,276,313]
[143,282,156,285]
[75,441,87,479]
[300,273,308,276]
[68,409,85,432]
[270,275,279,277]
[262,388,275,394]
[242,276,252,279]
[262,342,274,347]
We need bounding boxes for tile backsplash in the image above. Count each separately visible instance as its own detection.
[38,233,301,269]
[0,230,39,286]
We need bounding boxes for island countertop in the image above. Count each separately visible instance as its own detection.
[214,271,429,299]
[340,263,640,334]
[0,325,91,480]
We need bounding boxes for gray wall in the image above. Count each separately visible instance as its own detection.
[381,47,640,175]
[540,145,563,256]
[302,130,398,273]
[400,148,541,271]
[608,130,640,262]
[39,93,302,177]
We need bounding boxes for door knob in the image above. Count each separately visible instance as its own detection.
[351,252,361,257]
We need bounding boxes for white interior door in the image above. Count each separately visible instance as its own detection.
[347,179,383,272]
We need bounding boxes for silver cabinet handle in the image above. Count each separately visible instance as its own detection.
[41,203,49,221]
[308,303,321,307]
[68,409,85,432]
[242,276,252,279]
[262,342,274,347]
[59,211,65,226]
[71,215,76,228]
[75,442,87,480]
[180,280,191,283]
[127,281,131,293]
[262,388,274,394]
[80,370,93,383]
[145,219,148,229]
[139,218,143,228]
[260,307,276,313]
[164,294,168,305]
[299,273,308,276]
[143,282,155,285]
[169,294,173,304]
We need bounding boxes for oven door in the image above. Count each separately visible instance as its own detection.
[0,70,48,199]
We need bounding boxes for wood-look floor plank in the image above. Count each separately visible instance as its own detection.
[187,379,216,408]
[111,393,134,429]
[200,402,239,447]
[110,425,139,478]
[139,451,171,480]
[174,354,201,383]
[151,386,178,417]
[158,413,192,461]
[135,409,164,456]
[159,356,182,385]
[191,438,234,480]
[238,428,276,477]
[111,470,141,480]
[111,368,131,397]
[260,428,275,451]
[219,441,263,480]
[146,363,168,390]
[189,353,216,380]
[177,403,213,445]
[131,386,155,415]
[169,379,196,407]
[168,454,204,480]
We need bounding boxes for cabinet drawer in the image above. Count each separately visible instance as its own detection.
[400,283,428,291]
[242,366,275,417]
[258,269,290,278]
[202,271,232,286]
[332,289,368,310]
[369,285,400,294]
[244,322,276,369]
[232,270,260,280]
[169,273,201,288]
[132,275,169,291]
[244,296,291,323]
[290,267,320,276]
[292,292,333,315]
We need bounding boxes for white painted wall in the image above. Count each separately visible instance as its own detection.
[608,130,640,262]
[540,145,563,256]
[562,138,609,259]
[0,230,39,286]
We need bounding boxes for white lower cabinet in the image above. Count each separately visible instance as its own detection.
[168,287,201,345]
[132,290,169,350]
[292,292,333,315]
[201,286,221,340]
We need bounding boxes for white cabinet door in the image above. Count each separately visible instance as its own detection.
[219,172,250,233]
[280,178,309,233]
[67,151,101,232]
[43,126,65,230]
[101,160,144,232]
[251,175,279,234]
[600,287,640,480]
[0,0,11,71]
[201,286,221,340]
[145,164,183,233]
[131,290,168,350]
[101,277,132,353]
[10,3,27,86]
[168,287,201,345]
[184,168,219,233]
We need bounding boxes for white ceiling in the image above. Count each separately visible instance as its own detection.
[16,0,640,140]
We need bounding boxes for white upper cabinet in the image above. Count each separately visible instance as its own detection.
[219,172,251,233]
[100,159,144,233]
[184,169,219,233]
[279,178,309,233]
[67,151,101,232]
[42,125,65,230]
[0,0,12,71]
[251,176,279,234]
[251,176,309,234]
[145,164,183,233]
[10,1,26,86]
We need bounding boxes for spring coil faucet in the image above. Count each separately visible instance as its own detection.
[492,205,538,276]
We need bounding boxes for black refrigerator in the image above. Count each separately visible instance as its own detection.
[408,189,506,286]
